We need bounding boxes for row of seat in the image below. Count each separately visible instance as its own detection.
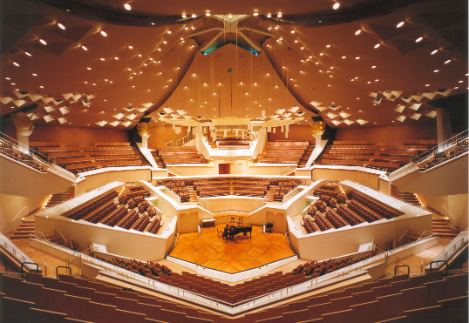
[0,140,48,172]
[96,255,364,305]
[29,142,148,174]
[63,191,118,220]
[156,146,206,165]
[257,141,309,165]
[419,139,468,170]
[317,141,433,172]
[347,190,403,219]
[1,262,466,322]
[157,177,301,201]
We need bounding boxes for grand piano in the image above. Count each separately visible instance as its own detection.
[224,224,252,241]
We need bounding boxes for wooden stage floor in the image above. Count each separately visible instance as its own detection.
[169,225,296,274]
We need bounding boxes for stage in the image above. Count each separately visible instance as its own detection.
[169,225,296,274]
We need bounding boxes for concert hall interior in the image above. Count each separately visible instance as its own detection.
[0,0,468,322]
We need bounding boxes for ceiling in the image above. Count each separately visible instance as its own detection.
[0,0,467,130]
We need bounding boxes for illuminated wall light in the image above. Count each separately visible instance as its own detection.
[396,21,405,28]
[253,12,259,17]
[277,12,282,18]
[100,30,108,37]
[124,3,132,11]
[192,14,197,18]
[354,29,362,36]
[266,13,272,18]
[332,2,340,10]
[39,39,47,45]
[415,36,423,43]
[374,43,381,49]
[431,49,438,55]
[205,11,211,17]
[57,22,66,30]
[182,13,187,18]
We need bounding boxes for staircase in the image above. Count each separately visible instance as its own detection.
[186,186,199,202]
[432,217,458,238]
[264,185,278,202]
[391,185,422,207]
[298,144,315,167]
[45,187,73,208]
[151,150,165,168]
[11,217,35,239]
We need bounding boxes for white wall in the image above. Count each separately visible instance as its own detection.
[289,213,433,261]
[76,168,152,196]
[0,193,49,233]
[0,155,74,197]
[419,193,468,230]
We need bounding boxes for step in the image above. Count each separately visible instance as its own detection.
[17,227,35,232]
[11,233,34,239]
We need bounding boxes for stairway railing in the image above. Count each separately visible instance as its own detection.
[410,129,468,166]
[0,131,55,165]
[166,133,194,146]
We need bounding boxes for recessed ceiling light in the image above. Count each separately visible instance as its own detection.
[433,69,439,73]
[81,45,88,51]
[182,13,187,18]
[57,22,66,30]
[332,2,340,10]
[32,73,37,77]
[86,67,92,70]
[458,80,464,83]
[371,65,376,69]
[291,30,295,34]
[415,36,423,43]
[39,39,47,45]
[100,30,108,37]
[100,57,105,61]
[266,13,272,18]
[374,43,381,49]
[124,3,131,11]
[24,51,32,57]
[205,11,211,17]
[431,49,438,55]
[354,29,362,36]
[355,56,360,60]
[444,59,451,64]
[12,61,20,67]
[396,21,405,28]
[253,11,259,17]
[128,45,133,49]
[192,13,197,18]
[341,56,346,59]
[39,85,44,88]
[114,56,119,60]
[277,12,282,18]
[425,84,430,87]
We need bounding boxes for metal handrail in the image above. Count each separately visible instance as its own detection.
[410,129,468,165]
[0,131,55,165]
[166,133,194,146]
[428,260,449,276]
[21,261,39,278]
[10,206,29,223]
[56,265,72,277]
